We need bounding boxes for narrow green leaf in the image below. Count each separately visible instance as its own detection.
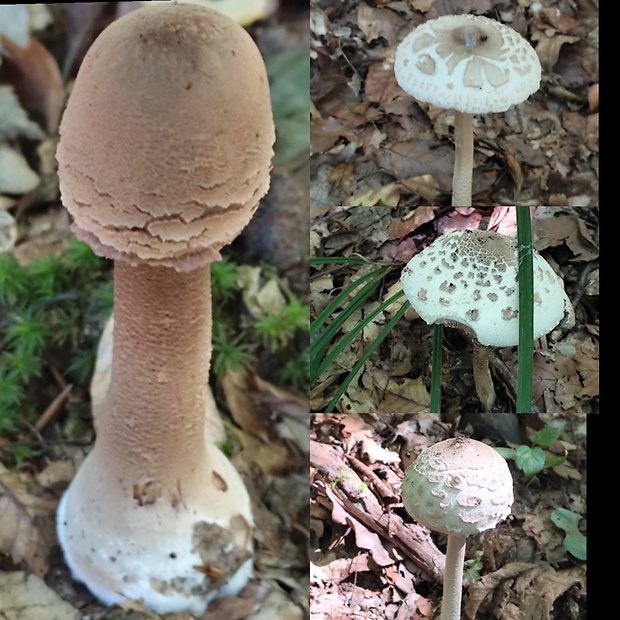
[312,290,404,383]
[324,301,409,412]
[311,267,392,379]
[516,206,534,413]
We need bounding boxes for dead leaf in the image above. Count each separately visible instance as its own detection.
[464,562,584,620]
[0,85,45,140]
[0,571,81,620]
[0,464,58,577]
[347,183,401,207]
[0,143,39,194]
[325,485,394,567]
[0,34,63,134]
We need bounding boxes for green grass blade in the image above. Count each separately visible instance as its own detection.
[310,266,391,340]
[516,206,534,413]
[324,298,409,412]
[312,289,404,384]
[310,267,392,375]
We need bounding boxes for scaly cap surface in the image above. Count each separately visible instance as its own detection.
[400,230,569,347]
[395,14,541,114]
[402,437,513,537]
[57,3,275,270]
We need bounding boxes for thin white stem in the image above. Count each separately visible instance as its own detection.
[441,534,467,620]
[452,111,474,206]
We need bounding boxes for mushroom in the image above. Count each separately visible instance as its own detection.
[400,229,572,411]
[394,14,541,205]
[402,437,514,620]
[55,3,274,615]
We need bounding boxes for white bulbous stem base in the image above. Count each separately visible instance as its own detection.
[452,112,474,207]
[57,262,253,615]
[441,534,467,620]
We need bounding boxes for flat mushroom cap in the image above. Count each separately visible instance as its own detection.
[394,14,541,114]
[400,230,570,347]
[402,437,514,537]
[57,3,275,270]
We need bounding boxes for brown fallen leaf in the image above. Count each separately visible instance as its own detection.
[463,562,584,620]
[0,34,63,134]
[222,369,308,450]
[0,571,81,620]
[0,464,58,577]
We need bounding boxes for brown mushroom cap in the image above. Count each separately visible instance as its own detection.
[402,437,514,537]
[57,3,274,270]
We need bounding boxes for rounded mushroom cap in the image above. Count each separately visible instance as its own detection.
[394,14,541,114]
[400,230,570,347]
[402,437,513,537]
[57,3,274,270]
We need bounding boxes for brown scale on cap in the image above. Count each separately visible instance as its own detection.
[57,3,275,270]
[401,230,569,348]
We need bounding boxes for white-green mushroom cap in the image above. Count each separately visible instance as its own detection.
[400,230,571,347]
[402,437,513,537]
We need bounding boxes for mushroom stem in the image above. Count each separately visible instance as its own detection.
[98,261,211,486]
[472,339,496,412]
[442,534,467,620]
[452,111,474,206]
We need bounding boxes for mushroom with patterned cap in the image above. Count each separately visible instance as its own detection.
[400,229,572,411]
[402,436,514,620]
[394,14,542,205]
[55,3,274,615]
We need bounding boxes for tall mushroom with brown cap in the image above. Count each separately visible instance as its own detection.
[400,230,572,411]
[55,3,274,615]
[402,437,514,620]
[394,15,541,205]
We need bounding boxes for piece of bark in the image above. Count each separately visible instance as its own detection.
[310,439,445,583]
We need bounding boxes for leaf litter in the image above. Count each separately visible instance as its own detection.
[310,0,598,206]
[310,413,586,620]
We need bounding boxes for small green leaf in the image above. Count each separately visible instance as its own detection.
[550,507,581,531]
[563,531,587,561]
[515,445,546,477]
[551,508,587,560]
[531,425,561,446]
[494,447,517,460]
[543,453,567,468]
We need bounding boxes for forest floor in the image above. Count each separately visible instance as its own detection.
[310,0,599,207]
[310,412,587,620]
